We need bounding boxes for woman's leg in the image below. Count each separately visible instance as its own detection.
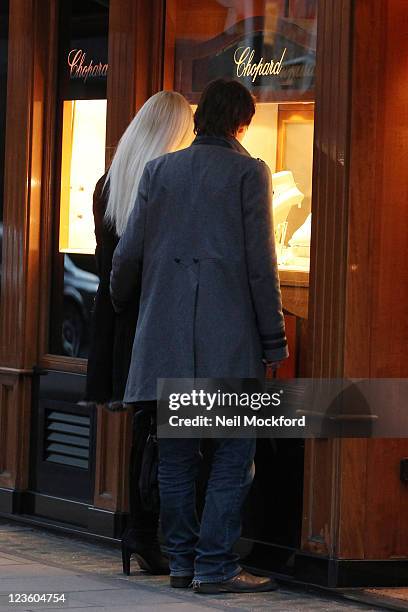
[128,403,159,542]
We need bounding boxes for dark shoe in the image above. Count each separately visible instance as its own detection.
[193,569,278,594]
[121,532,169,576]
[170,575,194,588]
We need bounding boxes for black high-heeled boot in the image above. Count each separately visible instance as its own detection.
[121,529,169,576]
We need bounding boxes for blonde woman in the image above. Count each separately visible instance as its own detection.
[85,91,193,575]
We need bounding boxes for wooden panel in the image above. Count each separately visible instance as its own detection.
[1,0,55,367]
[305,0,408,562]
[106,0,165,164]
[105,0,137,163]
[289,0,317,18]
[366,0,408,381]
[398,452,408,557]
[40,355,87,375]
[281,285,308,319]
[0,376,14,485]
[363,440,405,559]
[163,0,177,90]
[0,0,55,492]
[0,0,45,368]
[93,407,132,511]
[302,439,339,555]
[301,0,353,556]
[307,0,351,381]
[344,0,385,379]
[0,373,31,490]
[336,0,386,560]
[328,0,388,559]
[338,0,408,560]
[336,439,368,559]
[37,0,59,365]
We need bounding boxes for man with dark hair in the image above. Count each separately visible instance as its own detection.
[194,78,255,138]
[110,78,288,593]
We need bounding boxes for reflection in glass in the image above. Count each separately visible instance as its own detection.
[166,0,317,274]
[63,255,99,357]
[166,0,317,103]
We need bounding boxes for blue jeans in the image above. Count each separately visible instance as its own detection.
[158,437,256,582]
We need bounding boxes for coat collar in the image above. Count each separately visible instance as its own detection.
[191,134,251,157]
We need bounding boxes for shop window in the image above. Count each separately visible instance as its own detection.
[0,0,9,301]
[165,0,317,275]
[164,1,317,547]
[49,0,109,358]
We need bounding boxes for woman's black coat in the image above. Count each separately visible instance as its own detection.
[85,174,139,403]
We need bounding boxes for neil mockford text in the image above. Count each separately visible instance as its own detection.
[167,389,306,429]
[168,389,283,411]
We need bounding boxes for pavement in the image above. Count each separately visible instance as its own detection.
[0,520,389,612]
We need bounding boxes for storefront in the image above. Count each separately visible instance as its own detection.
[0,0,407,588]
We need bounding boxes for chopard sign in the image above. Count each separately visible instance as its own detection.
[234,46,287,82]
[68,49,108,82]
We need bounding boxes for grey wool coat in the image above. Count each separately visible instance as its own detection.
[110,135,288,402]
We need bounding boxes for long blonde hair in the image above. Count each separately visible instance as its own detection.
[104,91,193,236]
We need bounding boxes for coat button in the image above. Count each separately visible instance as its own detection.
[174,258,181,263]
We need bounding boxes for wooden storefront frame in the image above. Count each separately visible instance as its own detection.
[0,0,407,587]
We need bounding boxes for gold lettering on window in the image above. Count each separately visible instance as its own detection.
[234,46,287,82]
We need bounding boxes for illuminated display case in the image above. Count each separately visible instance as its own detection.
[243,102,313,273]
[59,99,107,255]
[165,0,316,277]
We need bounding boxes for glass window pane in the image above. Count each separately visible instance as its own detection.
[165,0,316,103]
[165,0,317,274]
[49,0,109,358]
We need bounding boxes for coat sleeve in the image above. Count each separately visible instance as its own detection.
[110,166,149,313]
[242,159,289,362]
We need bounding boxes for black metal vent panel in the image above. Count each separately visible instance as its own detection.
[44,410,90,469]
[31,371,96,503]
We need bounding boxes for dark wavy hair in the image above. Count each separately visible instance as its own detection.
[194,79,255,138]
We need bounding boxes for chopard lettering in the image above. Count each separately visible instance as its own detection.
[68,49,108,82]
[234,46,287,82]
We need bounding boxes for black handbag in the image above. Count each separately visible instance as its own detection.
[138,415,160,514]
